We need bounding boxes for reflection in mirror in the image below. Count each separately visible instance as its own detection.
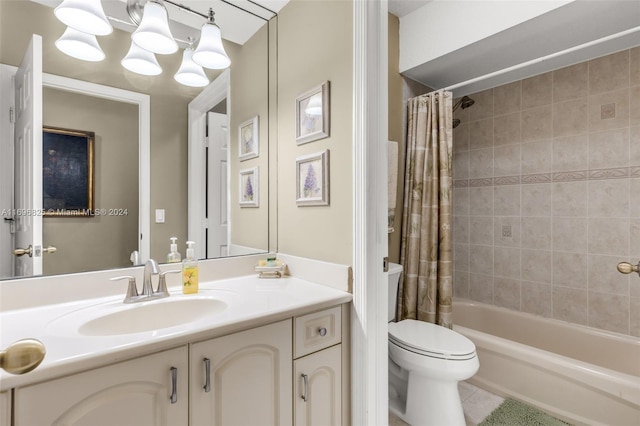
[0,0,280,280]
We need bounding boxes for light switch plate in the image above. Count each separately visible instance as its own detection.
[155,209,165,224]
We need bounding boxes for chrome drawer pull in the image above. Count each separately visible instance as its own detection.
[203,358,211,393]
[170,367,178,404]
[301,373,309,402]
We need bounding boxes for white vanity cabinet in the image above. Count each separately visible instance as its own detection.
[0,391,10,426]
[293,306,343,426]
[13,346,189,426]
[189,319,293,426]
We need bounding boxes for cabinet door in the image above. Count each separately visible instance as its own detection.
[0,391,10,426]
[14,346,188,426]
[294,344,342,426]
[190,319,292,426]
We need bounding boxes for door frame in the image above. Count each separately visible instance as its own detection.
[0,65,151,272]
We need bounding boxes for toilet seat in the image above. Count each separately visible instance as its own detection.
[389,319,476,360]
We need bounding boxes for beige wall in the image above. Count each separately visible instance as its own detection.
[452,47,640,337]
[388,13,403,264]
[230,25,269,252]
[42,88,138,274]
[276,0,353,266]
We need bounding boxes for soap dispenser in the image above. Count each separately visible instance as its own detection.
[167,237,182,263]
[182,241,198,294]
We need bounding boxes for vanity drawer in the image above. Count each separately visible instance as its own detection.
[294,306,341,358]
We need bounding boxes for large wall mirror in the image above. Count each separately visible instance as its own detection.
[0,0,281,279]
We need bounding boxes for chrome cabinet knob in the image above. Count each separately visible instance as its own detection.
[318,327,327,337]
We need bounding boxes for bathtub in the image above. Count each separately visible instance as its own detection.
[452,300,640,426]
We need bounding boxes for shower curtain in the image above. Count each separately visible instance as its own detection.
[398,90,454,329]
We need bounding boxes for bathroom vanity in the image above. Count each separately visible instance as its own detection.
[0,254,352,426]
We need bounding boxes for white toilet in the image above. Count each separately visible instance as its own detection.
[388,263,479,426]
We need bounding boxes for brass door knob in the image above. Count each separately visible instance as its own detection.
[617,261,639,275]
[43,246,57,254]
[13,245,32,257]
[0,339,46,375]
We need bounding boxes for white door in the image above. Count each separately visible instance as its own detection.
[13,34,43,277]
[207,111,228,257]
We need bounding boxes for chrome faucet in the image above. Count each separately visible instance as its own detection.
[110,259,180,303]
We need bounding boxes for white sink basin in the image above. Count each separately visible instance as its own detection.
[48,296,229,337]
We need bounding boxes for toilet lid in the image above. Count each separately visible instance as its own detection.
[389,320,476,360]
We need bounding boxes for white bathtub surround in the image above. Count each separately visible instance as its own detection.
[453,300,640,425]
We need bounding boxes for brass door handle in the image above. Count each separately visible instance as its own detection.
[43,246,57,254]
[617,261,639,275]
[13,245,32,257]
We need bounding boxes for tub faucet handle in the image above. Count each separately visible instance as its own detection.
[617,261,639,276]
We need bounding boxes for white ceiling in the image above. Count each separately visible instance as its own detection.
[388,0,431,18]
[32,0,289,46]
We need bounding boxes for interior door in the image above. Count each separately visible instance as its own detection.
[13,34,43,277]
[207,111,228,257]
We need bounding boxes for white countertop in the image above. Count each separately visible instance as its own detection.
[0,274,352,390]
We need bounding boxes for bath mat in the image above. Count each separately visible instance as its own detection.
[479,399,571,426]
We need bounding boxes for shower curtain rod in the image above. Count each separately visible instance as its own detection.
[444,26,640,92]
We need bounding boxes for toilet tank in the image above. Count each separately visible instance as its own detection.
[388,262,403,322]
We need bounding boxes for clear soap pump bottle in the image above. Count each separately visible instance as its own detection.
[167,237,181,263]
[182,241,198,294]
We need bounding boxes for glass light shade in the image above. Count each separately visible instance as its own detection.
[192,22,231,69]
[121,42,162,76]
[55,27,105,62]
[54,0,112,36]
[131,0,178,55]
[174,49,209,87]
[305,93,323,117]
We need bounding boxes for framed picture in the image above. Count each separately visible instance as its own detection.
[239,167,259,207]
[42,126,95,217]
[238,116,259,161]
[295,81,330,145]
[296,150,329,206]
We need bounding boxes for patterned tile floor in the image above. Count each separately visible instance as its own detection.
[389,381,505,426]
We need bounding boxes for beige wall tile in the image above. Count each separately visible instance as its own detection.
[630,219,640,257]
[494,185,521,216]
[453,270,470,299]
[469,186,493,216]
[521,184,551,217]
[630,127,640,167]
[588,217,629,256]
[494,144,521,177]
[553,217,588,252]
[552,134,589,172]
[453,216,470,243]
[553,286,588,325]
[552,181,587,217]
[521,249,551,284]
[553,98,588,137]
[522,72,552,109]
[453,121,470,152]
[631,47,640,87]
[553,62,588,102]
[494,277,521,310]
[630,86,640,127]
[469,118,494,150]
[552,251,588,288]
[588,292,629,334]
[493,112,521,147]
[454,243,470,271]
[469,245,493,275]
[588,128,629,170]
[469,273,493,304]
[494,246,521,279]
[588,179,630,218]
[470,216,494,245]
[589,50,630,95]
[631,297,640,337]
[522,105,553,141]
[521,217,552,250]
[453,187,470,216]
[521,139,552,174]
[453,150,470,179]
[493,81,521,116]
[494,216,521,247]
[468,147,494,178]
[521,281,552,317]
[588,254,630,295]
[588,89,630,133]
[469,88,494,121]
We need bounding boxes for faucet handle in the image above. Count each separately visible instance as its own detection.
[156,270,181,297]
[110,275,138,303]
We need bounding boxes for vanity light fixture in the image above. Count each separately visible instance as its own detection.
[174,38,209,87]
[54,0,113,36]
[192,9,231,70]
[131,0,178,55]
[121,41,163,76]
[55,27,106,62]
